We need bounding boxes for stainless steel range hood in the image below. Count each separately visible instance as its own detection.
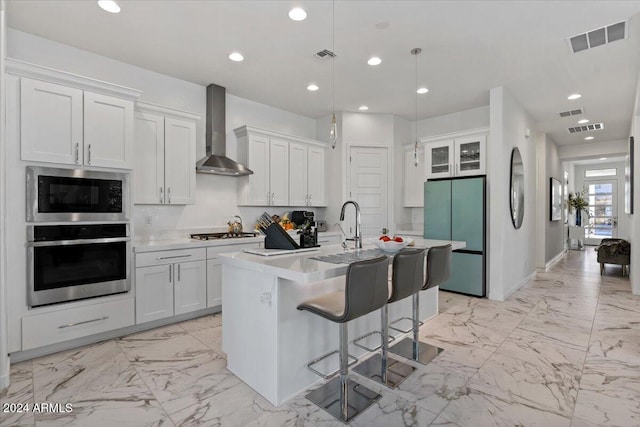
[196,84,253,176]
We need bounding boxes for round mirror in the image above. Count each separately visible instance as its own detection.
[510,147,525,229]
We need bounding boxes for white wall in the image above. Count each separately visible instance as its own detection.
[545,135,565,263]
[558,139,627,160]
[0,0,9,391]
[488,87,537,301]
[631,113,640,295]
[393,115,412,230]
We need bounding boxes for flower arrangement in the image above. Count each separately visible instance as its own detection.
[568,189,589,226]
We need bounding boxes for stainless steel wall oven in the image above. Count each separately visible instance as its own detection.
[27,224,131,307]
[26,166,129,222]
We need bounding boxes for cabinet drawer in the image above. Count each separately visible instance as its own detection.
[136,247,205,267]
[22,298,134,350]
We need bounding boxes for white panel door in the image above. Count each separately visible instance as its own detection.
[164,117,196,204]
[20,78,83,165]
[84,92,134,169]
[174,260,207,315]
[134,112,165,204]
[307,146,326,207]
[135,264,174,324]
[404,148,425,207]
[247,134,271,205]
[288,142,308,206]
[269,138,289,206]
[348,146,389,237]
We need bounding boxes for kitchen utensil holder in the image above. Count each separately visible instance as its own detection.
[264,223,300,250]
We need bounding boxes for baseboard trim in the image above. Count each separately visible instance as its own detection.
[10,306,221,363]
[503,270,537,300]
[541,250,567,271]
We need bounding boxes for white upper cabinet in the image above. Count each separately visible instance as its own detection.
[20,78,83,165]
[423,131,487,179]
[20,77,134,169]
[134,104,199,205]
[269,138,290,206]
[288,142,326,207]
[236,125,327,207]
[404,147,425,207]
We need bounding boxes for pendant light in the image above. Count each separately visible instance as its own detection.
[411,48,421,167]
[329,0,338,149]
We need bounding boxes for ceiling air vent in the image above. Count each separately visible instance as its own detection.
[568,123,604,134]
[559,108,584,118]
[569,20,627,53]
[314,49,336,59]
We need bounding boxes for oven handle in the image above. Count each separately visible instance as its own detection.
[27,237,131,247]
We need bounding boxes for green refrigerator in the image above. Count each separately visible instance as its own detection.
[424,176,486,296]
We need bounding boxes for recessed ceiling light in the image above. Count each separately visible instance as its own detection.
[367,57,382,66]
[306,84,319,91]
[417,87,429,94]
[578,119,589,124]
[600,157,607,160]
[358,105,369,111]
[568,93,582,100]
[98,0,120,13]
[585,136,594,140]
[288,8,307,21]
[229,52,244,62]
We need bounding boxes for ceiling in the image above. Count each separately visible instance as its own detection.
[6,1,640,146]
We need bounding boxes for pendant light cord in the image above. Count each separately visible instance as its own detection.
[411,48,421,166]
[332,0,335,116]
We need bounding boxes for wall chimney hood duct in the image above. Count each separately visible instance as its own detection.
[196,84,253,176]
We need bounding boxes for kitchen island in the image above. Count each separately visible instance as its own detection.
[219,239,465,406]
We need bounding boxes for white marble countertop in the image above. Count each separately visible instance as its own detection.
[219,239,466,282]
[133,231,342,253]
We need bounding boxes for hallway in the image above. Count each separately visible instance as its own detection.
[1,249,638,426]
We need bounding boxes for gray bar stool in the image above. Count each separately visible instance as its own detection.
[297,256,389,423]
[353,248,425,387]
[389,244,452,365]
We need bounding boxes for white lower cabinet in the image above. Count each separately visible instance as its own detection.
[135,248,206,323]
[22,298,134,351]
[205,243,260,308]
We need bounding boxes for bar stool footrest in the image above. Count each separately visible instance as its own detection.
[306,376,381,423]
[352,330,396,352]
[306,350,358,379]
[388,317,424,334]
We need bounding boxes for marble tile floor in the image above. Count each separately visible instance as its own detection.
[2,249,639,426]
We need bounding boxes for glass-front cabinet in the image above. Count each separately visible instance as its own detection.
[424,133,486,179]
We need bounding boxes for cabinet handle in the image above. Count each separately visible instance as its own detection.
[74,143,80,164]
[169,264,172,282]
[160,187,164,203]
[449,163,452,175]
[156,254,192,260]
[58,316,108,329]
[87,144,92,165]
[271,192,275,205]
[308,194,312,206]
[178,264,181,282]
[167,187,171,204]
[455,163,458,176]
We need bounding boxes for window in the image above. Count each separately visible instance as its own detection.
[585,168,616,177]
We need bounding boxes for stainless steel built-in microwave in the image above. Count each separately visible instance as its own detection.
[26,166,130,222]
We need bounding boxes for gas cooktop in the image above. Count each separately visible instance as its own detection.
[190,232,258,241]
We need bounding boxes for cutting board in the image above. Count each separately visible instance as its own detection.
[243,247,320,257]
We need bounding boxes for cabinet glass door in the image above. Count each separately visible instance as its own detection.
[431,145,450,175]
[457,140,481,172]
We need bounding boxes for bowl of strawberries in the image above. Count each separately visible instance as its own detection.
[373,235,413,254]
